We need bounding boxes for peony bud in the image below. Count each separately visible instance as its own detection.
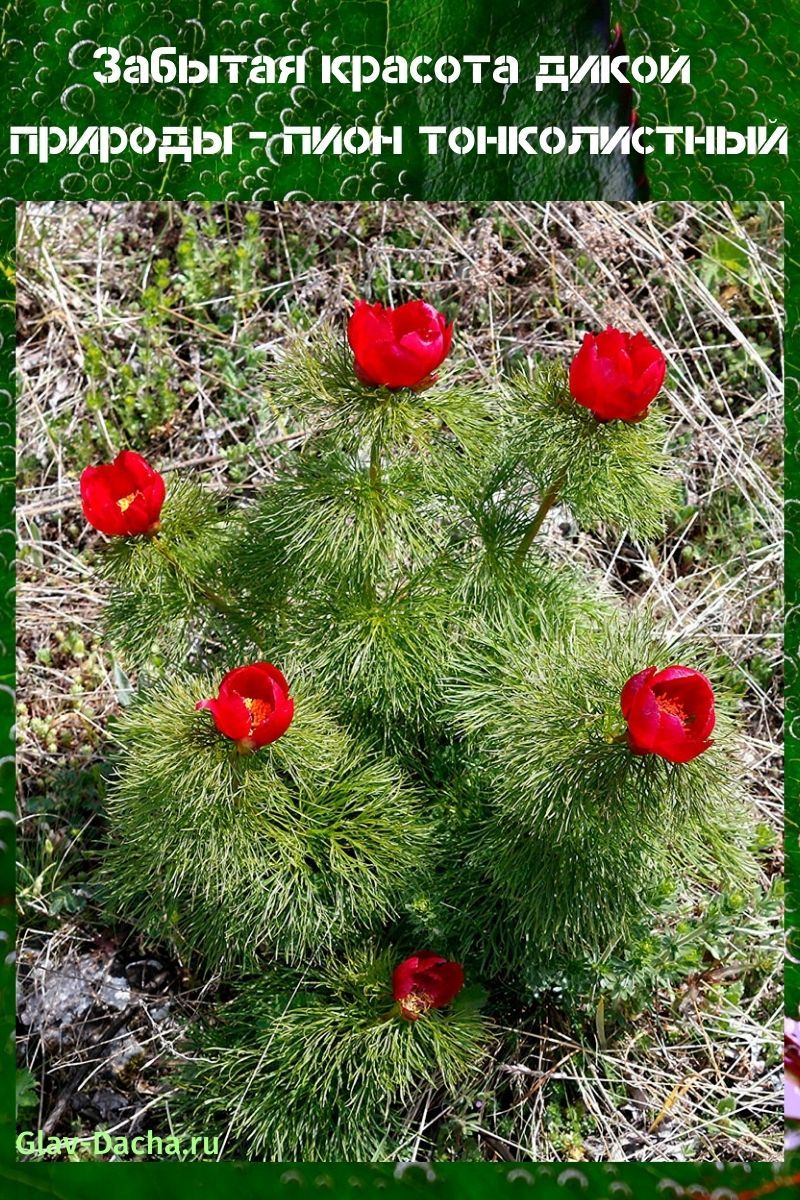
[621,665,715,764]
[569,326,666,422]
[80,450,165,537]
[196,662,295,752]
[348,299,453,390]
[392,952,464,1021]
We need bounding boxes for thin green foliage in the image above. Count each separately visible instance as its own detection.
[103,676,428,970]
[270,331,498,458]
[450,610,742,830]
[505,362,679,538]
[93,323,762,1157]
[100,480,251,667]
[175,947,491,1161]
[274,576,457,736]
[445,611,753,960]
[231,441,449,592]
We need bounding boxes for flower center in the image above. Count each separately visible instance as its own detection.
[401,990,433,1016]
[243,696,274,730]
[655,693,693,725]
[117,490,142,513]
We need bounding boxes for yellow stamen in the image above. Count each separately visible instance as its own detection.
[656,694,692,724]
[117,490,141,513]
[401,990,433,1016]
[242,696,274,730]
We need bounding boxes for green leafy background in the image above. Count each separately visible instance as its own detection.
[0,0,796,1189]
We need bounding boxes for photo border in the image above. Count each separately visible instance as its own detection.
[1,0,797,1189]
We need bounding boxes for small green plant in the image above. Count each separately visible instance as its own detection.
[176,948,488,1160]
[15,1069,39,1119]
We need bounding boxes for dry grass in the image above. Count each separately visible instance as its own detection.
[16,200,783,1161]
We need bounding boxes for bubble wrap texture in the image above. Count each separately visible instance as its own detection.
[629,0,795,202]
[0,1160,796,1193]
[2,0,645,201]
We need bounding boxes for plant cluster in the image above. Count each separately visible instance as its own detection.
[79,298,757,1160]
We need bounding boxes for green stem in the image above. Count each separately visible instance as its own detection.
[367,437,385,602]
[369,437,382,501]
[513,471,567,566]
[151,535,264,649]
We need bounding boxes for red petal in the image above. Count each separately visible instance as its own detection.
[651,707,689,753]
[392,955,421,1000]
[624,685,662,754]
[263,662,291,696]
[115,450,156,489]
[348,299,451,390]
[570,329,661,421]
[694,705,716,741]
[211,662,294,747]
[653,665,714,696]
[652,666,716,739]
[196,694,251,741]
[120,491,156,536]
[655,674,713,713]
[80,452,165,536]
[596,326,628,358]
[354,359,382,387]
[393,952,442,999]
[568,335,598,402]
[412,952,447,973]
[652,665,696,683]
[569,336,643,421]
[391,300,441,339]
[628,332,665,373]
[80,468,129,536]
[654,736,713,764]
[419,960,465,1007]
[620,667,656,719]
[143,471,166,520]
[392,953,463,1010]
[634,356,667,405]
[252,696,294,747]
[220,662,290,704]
[348,300,391,353]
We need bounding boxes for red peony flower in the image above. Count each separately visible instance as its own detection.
[569,326,666,421]
[621,665,716,764]
[196,662,295,752]
[392,952,464,1021]
[80,450,166,537]
[348,299,453,390]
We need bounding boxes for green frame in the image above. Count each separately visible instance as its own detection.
[0,0,796,1190]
